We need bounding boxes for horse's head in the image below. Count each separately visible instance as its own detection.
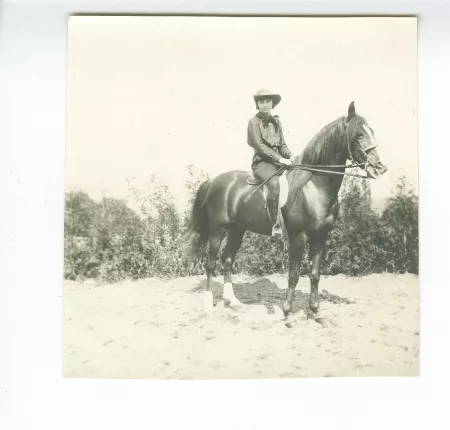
[345,102,388,179]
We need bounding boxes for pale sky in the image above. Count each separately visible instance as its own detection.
[66,16,417,212]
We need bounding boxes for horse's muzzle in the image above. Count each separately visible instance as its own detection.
[378,163,388,175]
[367,162,388,179]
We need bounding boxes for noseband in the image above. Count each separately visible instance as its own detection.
[348,137,377,166]
[345,122,378,172]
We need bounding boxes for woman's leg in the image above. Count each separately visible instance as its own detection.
[253,162,281,237]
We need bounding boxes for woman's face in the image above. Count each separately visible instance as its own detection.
[257,98,273,114]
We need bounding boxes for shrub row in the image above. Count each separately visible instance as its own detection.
[64,168,418,282]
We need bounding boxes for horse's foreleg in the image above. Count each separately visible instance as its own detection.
[308,230,328,324]
[221,227,246,307]
[283,234,306,317]
[205,227,226,313]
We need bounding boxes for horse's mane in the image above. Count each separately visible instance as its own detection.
[286,116,349,204]
[287,114,368,203]
[287,117,344,186]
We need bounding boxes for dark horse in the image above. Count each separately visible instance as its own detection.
[184,102,387,325]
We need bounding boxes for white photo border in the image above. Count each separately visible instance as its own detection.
[1,1,449,429]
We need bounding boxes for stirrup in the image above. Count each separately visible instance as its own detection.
[272,223,283,238]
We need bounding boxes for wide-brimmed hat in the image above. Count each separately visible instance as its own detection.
[253,89,282,109]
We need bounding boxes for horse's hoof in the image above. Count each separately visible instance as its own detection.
[224,299,243,311]
[315,317,330,328]
[282,305,292,317]
[229,300,242,308]
[285,320,303,329]
[305,309,316,320]
[284,314,299,329]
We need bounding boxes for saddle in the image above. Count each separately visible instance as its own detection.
[246,171,289,209]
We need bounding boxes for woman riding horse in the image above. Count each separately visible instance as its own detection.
[248,89,295,238]
[185,100,387,325]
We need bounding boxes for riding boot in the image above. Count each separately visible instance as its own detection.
[267,197,282,238]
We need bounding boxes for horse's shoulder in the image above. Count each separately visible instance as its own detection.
[234,170,251,179]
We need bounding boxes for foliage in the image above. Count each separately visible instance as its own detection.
[64,169,419,283]
[379,176,419,273]
[322,175,418,276]
[182,164,210,227]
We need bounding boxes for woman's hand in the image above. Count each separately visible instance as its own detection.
[279,158,293,166]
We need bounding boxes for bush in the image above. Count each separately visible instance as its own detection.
[321,175,418,276]
[64,169,419,282]
[378,176,419,273]
[64,191,146,281]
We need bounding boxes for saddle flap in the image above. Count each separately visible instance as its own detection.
[262,173,289,208]
[246,172,289,208]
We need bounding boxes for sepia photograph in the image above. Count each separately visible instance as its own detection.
[64,15,419,379]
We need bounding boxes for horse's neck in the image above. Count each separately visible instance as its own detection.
[320,144,348,166]
[314,129,348,196]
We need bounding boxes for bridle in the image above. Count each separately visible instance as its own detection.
[287,121,378,178]
[346,123,378,168]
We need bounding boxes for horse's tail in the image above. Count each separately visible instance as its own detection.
[182,179,212,261]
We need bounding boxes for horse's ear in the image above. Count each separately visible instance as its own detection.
[346,101,356,122]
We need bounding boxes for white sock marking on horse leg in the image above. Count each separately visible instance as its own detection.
[204,291,214,313]
[223,282,240,306]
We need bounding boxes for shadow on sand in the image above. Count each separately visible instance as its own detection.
[189,277,355,315]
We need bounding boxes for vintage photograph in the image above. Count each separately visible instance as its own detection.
[64,16,418,379]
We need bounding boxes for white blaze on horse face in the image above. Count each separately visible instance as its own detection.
[362,124,376,146]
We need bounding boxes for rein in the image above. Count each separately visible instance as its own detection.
[244,121,378,202]
[244,160,367,203]
[287,161,369,179]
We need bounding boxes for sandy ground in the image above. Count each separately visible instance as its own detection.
[63,273,419,379]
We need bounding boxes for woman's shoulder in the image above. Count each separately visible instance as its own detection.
[248,115,261,125]
[272,115,283,127]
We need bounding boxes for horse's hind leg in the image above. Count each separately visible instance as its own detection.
[204,226,226,313]
[222,226,246,307]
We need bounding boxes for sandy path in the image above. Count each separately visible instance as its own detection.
[63,273,419,379]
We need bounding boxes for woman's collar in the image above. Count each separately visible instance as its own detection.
[256,111,279,121]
